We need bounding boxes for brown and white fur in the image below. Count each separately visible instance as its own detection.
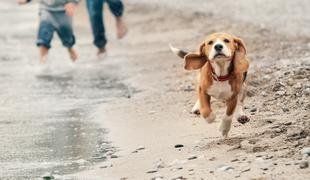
[170,33,250,138]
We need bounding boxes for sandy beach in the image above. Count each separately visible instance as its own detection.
[69,0,310,179]
[1,0,309,179]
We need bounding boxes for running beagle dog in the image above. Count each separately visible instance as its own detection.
[170,32,250,137]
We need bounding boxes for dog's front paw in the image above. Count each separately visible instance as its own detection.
[191,100,200,115]
[203,112,216,123]
[237,115,250,124]
[219,116,232,138]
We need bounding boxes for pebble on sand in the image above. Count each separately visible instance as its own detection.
[174,144,184,148]
[110,155,118,159]
[136,146,146,151]
[171,175,184,180]
[151,175,164,180]
[42,173,55,180]
[188,155,198,160]
[301,147,310,156]
[299,161,309,169]
[209,157,217,161]
[250,107,257,112]
[146,169,158,174]
[217,165,234,172]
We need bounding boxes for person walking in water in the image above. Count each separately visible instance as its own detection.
[17,0,79,64]
[86,0,127,57]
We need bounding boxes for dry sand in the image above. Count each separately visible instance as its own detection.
[71,1,310,179]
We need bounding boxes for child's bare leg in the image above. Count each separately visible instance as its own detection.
[39,46,49,64]
[68,48,77,62]
[116,16,127,39]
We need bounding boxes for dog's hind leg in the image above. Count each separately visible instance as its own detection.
[220,95,237,138]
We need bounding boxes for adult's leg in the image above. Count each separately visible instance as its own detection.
[106,0,127,38]
[106,0,124,17]
[86,0,107,49]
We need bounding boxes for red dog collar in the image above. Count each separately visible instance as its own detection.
[210,64,232,82]
[211,72,231,81]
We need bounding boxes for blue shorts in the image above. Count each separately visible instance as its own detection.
[37,10,76,49]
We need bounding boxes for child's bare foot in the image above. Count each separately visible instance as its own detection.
[68,48,77,62]
[116,17,127,39]
[97,47,106,58]
[39,46,49,64]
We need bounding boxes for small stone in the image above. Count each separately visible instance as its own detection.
[304,88,310,95]
[42,173,55,180]
[263,75,271,80]
[276,91,285,96]
[299,161,309,169]
[188,155,198,160]
[151,176,164,180]
[301,147,310,156]
[217,165,234,171]
[231,158,239,162]
[241,167,251,173]
[110,155,118,159]
[174,144,184,148]
[282,108,289,112]
[283,121,292,126]
[261,167,268,171]
[171,175,183,180]
[146,169,158,174]
[294,83,302,89]
[250,107,257,112]
[209,157,216,161]
[172,166,183,171]
[188,171,195,175]
[136,146,145,151]
[148,111,156,114]
[261,91,268,97]
[100,163,113,168]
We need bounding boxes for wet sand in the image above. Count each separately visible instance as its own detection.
[0,1,130,179]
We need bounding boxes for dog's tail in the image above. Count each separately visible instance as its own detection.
[169,44,188,59]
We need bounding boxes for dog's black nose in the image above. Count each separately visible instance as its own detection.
[214,44,223,52]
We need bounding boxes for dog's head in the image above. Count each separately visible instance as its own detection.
[184,33,248,73]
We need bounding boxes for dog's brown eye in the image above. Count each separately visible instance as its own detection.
[224,39,230,43]
[208,41,213,45]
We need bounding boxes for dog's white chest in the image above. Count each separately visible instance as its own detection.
[207,81,233,101]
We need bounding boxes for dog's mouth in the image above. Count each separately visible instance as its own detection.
[214,53,227,58]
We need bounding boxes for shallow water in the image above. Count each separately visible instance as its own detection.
[0,1,128,179]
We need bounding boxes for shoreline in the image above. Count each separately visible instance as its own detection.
[71,1,310,179]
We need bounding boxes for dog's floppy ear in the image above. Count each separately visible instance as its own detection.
[233,37,249,73]
[184,42,207,70]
